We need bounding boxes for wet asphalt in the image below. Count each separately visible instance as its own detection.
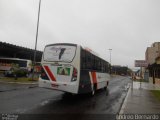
[0,76,131,120]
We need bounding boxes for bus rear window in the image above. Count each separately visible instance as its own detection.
[43,45,77,62]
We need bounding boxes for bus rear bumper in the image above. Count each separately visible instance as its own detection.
[39,79,78,94]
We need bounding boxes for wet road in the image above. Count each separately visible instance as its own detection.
[0,76,131,119]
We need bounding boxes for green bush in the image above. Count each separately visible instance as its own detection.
[14,68,28,77]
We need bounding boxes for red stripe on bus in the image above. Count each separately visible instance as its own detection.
[91,72,97,84]
[44,66,56,81]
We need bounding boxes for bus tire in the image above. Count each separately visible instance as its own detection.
[104,86,107,90]
[91,89,95,96]
[104,81,109,90]
[91,84,96,96]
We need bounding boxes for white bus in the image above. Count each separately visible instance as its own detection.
[39,43,110,95]
[0,57,32,72]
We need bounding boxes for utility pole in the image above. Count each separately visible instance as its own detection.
[109,49,112,74]
[32,0,42,80]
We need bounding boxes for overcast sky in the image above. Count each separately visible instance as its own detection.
[0,0,160,69]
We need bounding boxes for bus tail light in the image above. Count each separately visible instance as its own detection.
[71,67,77,82]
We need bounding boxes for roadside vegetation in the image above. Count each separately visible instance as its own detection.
[0,65,39,83]
[132,79,148,82]
[0,77,38,83]
[132,78,149,82]
[151,90,160,101]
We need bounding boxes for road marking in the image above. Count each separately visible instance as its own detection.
[119,84,131,114]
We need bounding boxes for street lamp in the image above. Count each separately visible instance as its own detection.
[32,0,42,80]
[108,49,112,74]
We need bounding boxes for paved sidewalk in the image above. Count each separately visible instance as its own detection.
[120,81,160,114]
[132,81,160,90]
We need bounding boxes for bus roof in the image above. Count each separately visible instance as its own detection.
[45,43,78,47]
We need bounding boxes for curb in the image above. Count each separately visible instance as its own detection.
[0,85,38,92]
[0,81,38,85]
[119,84,131,114]
[0,89,17,92]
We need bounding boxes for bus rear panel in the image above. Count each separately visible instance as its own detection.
[39,43,80,94]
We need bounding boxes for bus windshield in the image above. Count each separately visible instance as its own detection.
[43,44,77,62]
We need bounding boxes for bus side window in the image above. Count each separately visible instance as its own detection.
[81,49,86,69]
[101,60,105,72]
[85,51,92,70]
[99,59,101,71]
[107,63,110,73]
[91,54,94,70]
[94,56,98,71]
[106,63,109,72]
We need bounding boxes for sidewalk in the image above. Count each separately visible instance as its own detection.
[120,81,160,114]
[132,81,160,90]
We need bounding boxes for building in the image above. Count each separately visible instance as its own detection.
[146,42,160,84]
[0,41,42,62]
[145,42,160,65]
[146,47,156,65]
[112,65,128,76]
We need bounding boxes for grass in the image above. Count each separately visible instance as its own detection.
[133,79,149,82]
[151,90,160,101]
[0,77,38,83]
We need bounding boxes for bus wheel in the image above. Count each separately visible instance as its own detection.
[104,86,107,90]
[91,84,96,96]
[104,81,109,90]
[91,89,95,96]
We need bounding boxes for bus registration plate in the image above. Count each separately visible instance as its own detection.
[57,67,70,76]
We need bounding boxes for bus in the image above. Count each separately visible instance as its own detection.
[39,43,110,95]
[0,57,32,72]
